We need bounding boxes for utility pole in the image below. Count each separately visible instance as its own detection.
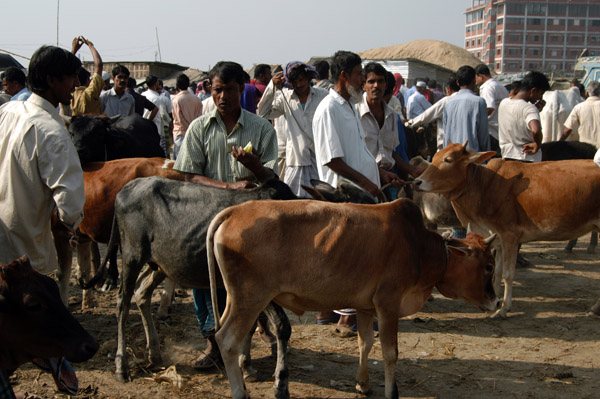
[56,0,60,46]
[155,27,162,62]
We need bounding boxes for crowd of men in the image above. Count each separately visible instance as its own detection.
[2,38,600,392]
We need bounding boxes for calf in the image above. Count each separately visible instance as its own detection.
[53,157,184,308]
[0,257,98,392]
[207,199,498,399]
[415,142,600,318]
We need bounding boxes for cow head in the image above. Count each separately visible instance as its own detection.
[259,178,298,200]
[414,142,495,197]
[68,115,120,165]
[0,257,98,370]
[303,179,376,204]
[435,233,499,312]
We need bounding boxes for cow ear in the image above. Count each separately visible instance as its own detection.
[109,115,121,125]
[303,185,326,201]
[447,245,472,256]
[468,151,496,165]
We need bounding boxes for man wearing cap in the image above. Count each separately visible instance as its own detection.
[406,80,431,119]
[258,61,328,197]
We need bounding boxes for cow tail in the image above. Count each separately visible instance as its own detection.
[79,214,119,289]
[207,209,228,332]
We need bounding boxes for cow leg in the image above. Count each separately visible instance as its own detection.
[53,230,73,306]
[587,232,598,254]
[492,243,504,299]
[263,303,291,399]
[216,299,264,399]
[240,326,257,381]
[564,238,577,253]
[103,250,120,291]
[134,268,166,366]
[116,256,145,382]
[90,241,101,275]
[355,310,374,395]
[156,277,176,320]
[76,241,97,309]
[588,298,600,316]
[492,240,518,319]
[377,311,399,399]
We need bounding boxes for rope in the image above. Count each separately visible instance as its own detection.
[0,48,30,61]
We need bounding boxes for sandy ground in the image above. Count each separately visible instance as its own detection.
[9,233,600,399]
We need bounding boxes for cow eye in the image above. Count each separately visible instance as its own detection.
[444,156,453,163]
[485,264,494,274]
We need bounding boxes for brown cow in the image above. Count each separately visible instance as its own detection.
[53,157,184,309]
[0,257,98,393]
[414,142,600,318]
[206,199,498,399]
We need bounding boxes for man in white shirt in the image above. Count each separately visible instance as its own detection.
[258,61,328,197]
[312,50,401,329]
[172,74,203,159]
[358,62,421,180]
[560,80,600,148]
[498,71,550,162]
[143,75,173,157]
[406,74,460,151]
[406,81,431,119]
[476,64,509,155]
[0,45,85,274]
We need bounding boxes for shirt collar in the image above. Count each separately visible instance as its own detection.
[208,107,246,128]
[357,92,394,119]
[458,88,474,95]
[27,93,62,120]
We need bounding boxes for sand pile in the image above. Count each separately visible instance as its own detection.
[360,39,483,72]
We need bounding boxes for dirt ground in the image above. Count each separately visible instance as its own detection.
[9,233,600,399]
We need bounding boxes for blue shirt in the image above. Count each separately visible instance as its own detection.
[394,114,409,163]
[443,89,490,152]
[10,87,31,101]
[407,91,431,119]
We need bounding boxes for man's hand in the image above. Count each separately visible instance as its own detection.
[534,99,546,112]
[232,146,262,172]
[71,36,84,54]
[380,169,404,188]
[272,71,284,90]
[522,142,539,155]
[227,180,257,189]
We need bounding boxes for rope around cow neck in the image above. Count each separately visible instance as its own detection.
[451,164,479,202]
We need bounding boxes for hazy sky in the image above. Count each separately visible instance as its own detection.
[1,0,473,71]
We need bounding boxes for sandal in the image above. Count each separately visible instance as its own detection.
[193,353,223,371]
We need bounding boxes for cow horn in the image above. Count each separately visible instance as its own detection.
[483,233,497,245]
[109,115,121,125]
[461,140,469,151]
[467,223,472,234]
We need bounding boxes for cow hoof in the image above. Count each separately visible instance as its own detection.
[243,366,259,382]
[490,308,507,319]
[115,371,130,383]
[102,278,118,291]
[355,381,372,395]
[81,298,98,310]
[563,247,573,254]
[587,247,596,254]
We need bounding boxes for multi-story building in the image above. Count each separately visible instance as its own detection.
[465,0,600,74]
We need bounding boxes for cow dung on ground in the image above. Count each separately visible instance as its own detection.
[9,233,600,399]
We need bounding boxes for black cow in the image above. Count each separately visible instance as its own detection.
[0,257,98,395]
[542,141,598,253]
[68,114,165,165]
[81,176,376,382]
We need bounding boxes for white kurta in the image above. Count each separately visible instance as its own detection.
[313,89,380,189]
[0,94,85,273]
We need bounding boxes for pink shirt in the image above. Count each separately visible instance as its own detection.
[172,90,203,138]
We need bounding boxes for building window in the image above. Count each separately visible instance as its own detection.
[497,18,503,26]
[506,17,524,25]
[510,34,519,41]
[508,63,519,69]
[477,39,481,46]
[528,63,538,69]
[466,41,469,47]
[466,26,471,33]
[527,4,546,14]
[506,3,525,14]
[569,4,587,16]
[550,35,560,42]
[477,52,481,58]
[548,4,567,15]
[498,35,502,42]
[497,48,501,55]
[551,50,558,57]
[496,63,500,69]
[527,18,543,26]
[472,40,475,46]
[592,20,600,27]
[508,48,520,55]
[591,5,600,17]
[531,49,539,56]
[530,35,540,42]
[571,36,580,43]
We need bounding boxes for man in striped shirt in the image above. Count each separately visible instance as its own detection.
[174,61,278,370]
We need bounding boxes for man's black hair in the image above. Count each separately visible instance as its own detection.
[288,65,310,84]
[475,64,491,76]
[242,71,251,83]
[176,74,189,90]
[77,67,91,87]
[126,77,137,89]
[3,67,27,86]
[384,71,395,96]
[254,64,271,79]
[112,64,130,78]
[28,46,81,94]
[209,61,245,87]
[446,74,460,92]
[145,75,158,88]
[456,65,476,87]
[330,50,362,83]
[520,71,550,92]
[314,60,330,80]
[363,62,387,80]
